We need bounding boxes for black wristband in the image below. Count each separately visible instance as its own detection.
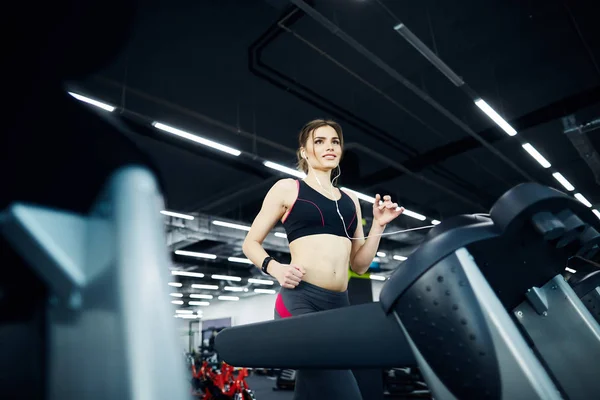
[261,256,275,275]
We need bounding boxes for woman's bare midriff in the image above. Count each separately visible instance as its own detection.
[288,234,352,292]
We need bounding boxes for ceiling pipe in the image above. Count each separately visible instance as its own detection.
[563,116,600,186]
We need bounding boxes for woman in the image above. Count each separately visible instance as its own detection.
[242,119,404,399]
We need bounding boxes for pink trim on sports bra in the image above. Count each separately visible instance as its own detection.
[281,179,300,223]
[296,198,325,226]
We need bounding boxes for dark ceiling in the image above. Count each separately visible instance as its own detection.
[69,0,600,298]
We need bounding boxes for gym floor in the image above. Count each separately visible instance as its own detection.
[245,375,294,400]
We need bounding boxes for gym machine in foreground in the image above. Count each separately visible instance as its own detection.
[216,183,600,400]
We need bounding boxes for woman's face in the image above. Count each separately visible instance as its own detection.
[304,125,342,171]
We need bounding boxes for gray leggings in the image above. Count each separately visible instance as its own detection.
[274,280,363,400]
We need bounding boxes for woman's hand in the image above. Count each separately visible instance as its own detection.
[373,194,405,227]
[270,262,306,289]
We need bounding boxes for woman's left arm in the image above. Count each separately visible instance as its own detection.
[346,192,404,275]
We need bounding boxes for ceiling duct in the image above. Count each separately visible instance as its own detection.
[563,116,600,186]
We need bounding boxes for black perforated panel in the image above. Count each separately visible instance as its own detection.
[394,253,501,400]
[582,291,600,324]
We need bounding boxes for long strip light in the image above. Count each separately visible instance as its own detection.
[190,294,213,299]
[161,210,194,220]
[552,173,575,191]
[212,274,242,282]
[376,252,386,257]
[176,314,202,319]
[175,250,217,259]
[522,144,551,168]
[189,301,210,306]
[431,220,441,225]
[170,293,183,297]
[263,161,307,179]
[474,99,517,136]
[191,284,219,290]
[168,282,182,287]
[369,274,387,281]
[402,209,427,221]
[255,289,277,294]
[224,286,248,292]
[592,210,600,219]
[393,255,408,261]
[171,271,205,278]
[152,122,242,156]
[274,232,287,238]
[171,300,184,305]
[213,220,251,231]
[248,278,274,285]
[574,193,592,208]
[68,92,116,112]
[228,257,253,264]
[341,187,376,203]
[218,295,240,301]
[176,310,194,314]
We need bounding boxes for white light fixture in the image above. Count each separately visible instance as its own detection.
[176,314,202,319]
[228,257,253,264]
[593,209,600,219]
[213,220,251,231]
[373,257,381,263]
[190,294,213,299]
[376,252,386,257]
[552,172,575,191]
[176,310,194,314]
[254,289,277,294]
[171,270,205,278]
[152,122,242,156]
[431,220,441,225]
[263,161,307,179]
[474,99,517,136]
[212,274,242,282]
[170,293,183,298]
[393,255,408,261]
[521,143,551,168]
[224,286,246,292]
[168,282,182,287]
[565,267,577,274]
[402,209,427,221]
[574,193,592,208]
[160,210,195,220]
[191,284,219,290]
[341,187,376,203]
[248,278,274,285]
[174,250,217,259]
[68,92,116,112]
[218,295,240,301]
[274,232,287,238]
[171,300,184,305]
[189,301,210,306]
[369,274,387,281]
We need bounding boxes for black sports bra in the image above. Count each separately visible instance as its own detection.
[282,180,358,243]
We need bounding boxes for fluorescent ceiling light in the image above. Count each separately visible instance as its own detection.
[341,187,376,203]
[593,209,600,219]
[402,209,426,221]
[213,220,251,231]
[228,257,253,264]
[373,257,381,263]
[248,278,274,285]
[191,284,219,290]
[393,255,407,261]
[175,250,217,259]
[565,267,577,274]
[176,310,194,314]
[160,210,194,220]
[171,300,184,305]
[68,92,116,112]
[274,232,287,238]
[376,252,386,257]
[224,286,247,292]
[263,161,306,179]
[152,122,241,156]
[169,293,183,297]
[574,193,592,208]
[474,99,517,136]
[254,289,277,294]
[521,143,551,168]
[176,314,201,319]
[218,295,240,301]
[189,301,210,306]
[369,274,386,281]
[171,271,205,278]
[168,282,182,287]
[552,172,575,191]
[190,294,213,299]
[431,220,441,225]
[212,274,242,282]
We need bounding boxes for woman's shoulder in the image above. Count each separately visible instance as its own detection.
[269,178,299,197]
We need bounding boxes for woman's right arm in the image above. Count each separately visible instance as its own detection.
[242,179,305,288]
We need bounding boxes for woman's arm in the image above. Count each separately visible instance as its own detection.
[242,179,305,288]
[344,192,403,275]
